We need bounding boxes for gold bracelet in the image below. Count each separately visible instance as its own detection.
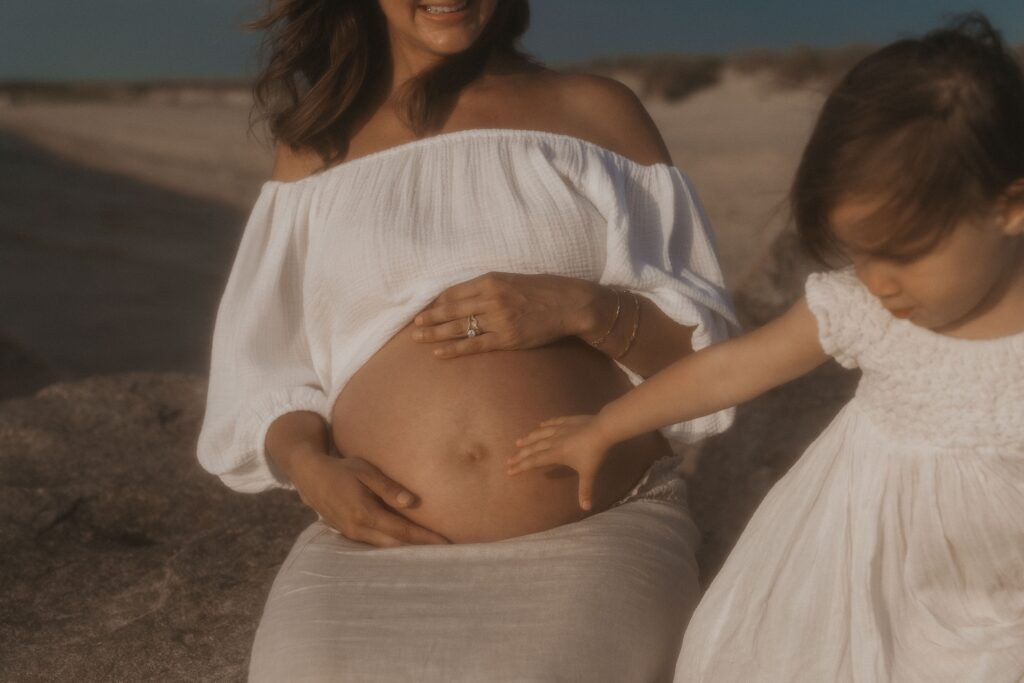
[613,291,641,360]
[585,288,621,347]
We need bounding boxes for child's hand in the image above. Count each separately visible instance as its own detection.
[508,415,610,511]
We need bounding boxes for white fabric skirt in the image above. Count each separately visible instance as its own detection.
[248,459,702,682]
[675,402,1024,682]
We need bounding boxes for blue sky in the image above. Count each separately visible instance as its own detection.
[2,1,1022,81]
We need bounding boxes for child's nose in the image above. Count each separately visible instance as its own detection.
[856,259,901,298]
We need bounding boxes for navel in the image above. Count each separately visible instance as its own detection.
[454,440,490,466]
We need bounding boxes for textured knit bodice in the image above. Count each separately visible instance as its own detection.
[807,269,1024,453]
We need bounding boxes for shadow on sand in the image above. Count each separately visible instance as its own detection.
[0,131,245,400]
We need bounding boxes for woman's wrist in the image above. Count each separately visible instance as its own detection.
[269,443,332,488]
[576,283,642,361]
[265,410,333,485]
[574,281,620,341]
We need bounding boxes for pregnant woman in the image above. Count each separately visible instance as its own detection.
[197,1,736,680]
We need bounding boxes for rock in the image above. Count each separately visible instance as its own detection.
[0,335,55,402]
[0,373,314,682]
[731,226,822,327]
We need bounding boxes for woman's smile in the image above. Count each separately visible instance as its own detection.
[419,0,471,18]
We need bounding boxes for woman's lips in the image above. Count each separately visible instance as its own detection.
[419,0,470,19]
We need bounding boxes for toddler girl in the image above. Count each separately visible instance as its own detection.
[508,15,1024,681]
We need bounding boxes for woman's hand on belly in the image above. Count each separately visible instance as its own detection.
[411,272,601,358]
[291,451,451,547]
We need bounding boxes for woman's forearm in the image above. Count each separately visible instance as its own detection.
[265,410,333,484]
[575,282,696,379]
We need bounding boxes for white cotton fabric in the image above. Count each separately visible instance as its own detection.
[197,129,737,492]
[675,268,1024,682]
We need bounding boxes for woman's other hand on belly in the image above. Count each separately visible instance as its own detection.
[411,272,600,358]
[290,450,451,547]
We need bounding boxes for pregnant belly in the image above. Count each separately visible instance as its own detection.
[331,319,673,543]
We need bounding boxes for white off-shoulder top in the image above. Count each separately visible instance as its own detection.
[197,129,737,492]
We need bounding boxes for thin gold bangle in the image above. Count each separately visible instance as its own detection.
[613,291,641,360]
[585,288,621,347]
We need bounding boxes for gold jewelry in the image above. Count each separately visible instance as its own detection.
[585,288,621,347]
[613,291,641,360]
[467,313,482,338]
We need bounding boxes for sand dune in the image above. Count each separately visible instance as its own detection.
[0,100,270,211]
[650,69,823,285]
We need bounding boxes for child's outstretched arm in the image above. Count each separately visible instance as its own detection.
[509,297,829,509]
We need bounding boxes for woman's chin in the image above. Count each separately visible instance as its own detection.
[413,1,490,50]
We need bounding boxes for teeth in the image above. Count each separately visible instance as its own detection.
[423,1,468,13]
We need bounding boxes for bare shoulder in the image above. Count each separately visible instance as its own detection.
[544,72,672,166]
[271,143,324,182]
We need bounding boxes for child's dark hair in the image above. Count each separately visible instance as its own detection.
[792,13,1024,261]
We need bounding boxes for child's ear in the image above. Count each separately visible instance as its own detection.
[999,179,1024,236]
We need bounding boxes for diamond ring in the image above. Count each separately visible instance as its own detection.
[467,314,482,338]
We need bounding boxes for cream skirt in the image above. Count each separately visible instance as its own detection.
[248,458,701,682]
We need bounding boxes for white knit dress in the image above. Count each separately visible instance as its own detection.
[675,269,1024,683]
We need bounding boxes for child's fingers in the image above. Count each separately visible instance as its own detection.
[508,440,553,466]
[506,446,558,475]
[514,426,560,448]
[578,473,596,511]
[539,416,569,427]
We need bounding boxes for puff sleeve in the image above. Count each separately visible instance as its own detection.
[197,182,329,493]
[585,156,739,446]
[804,268,890,370]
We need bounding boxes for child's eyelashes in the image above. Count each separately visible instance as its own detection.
[838,245,926,266]
[881,250,925,265]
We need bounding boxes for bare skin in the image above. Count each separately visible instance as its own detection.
[266,1,704,546]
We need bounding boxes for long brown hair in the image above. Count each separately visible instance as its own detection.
[792,13,1024,262]
[249,0,532,164]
